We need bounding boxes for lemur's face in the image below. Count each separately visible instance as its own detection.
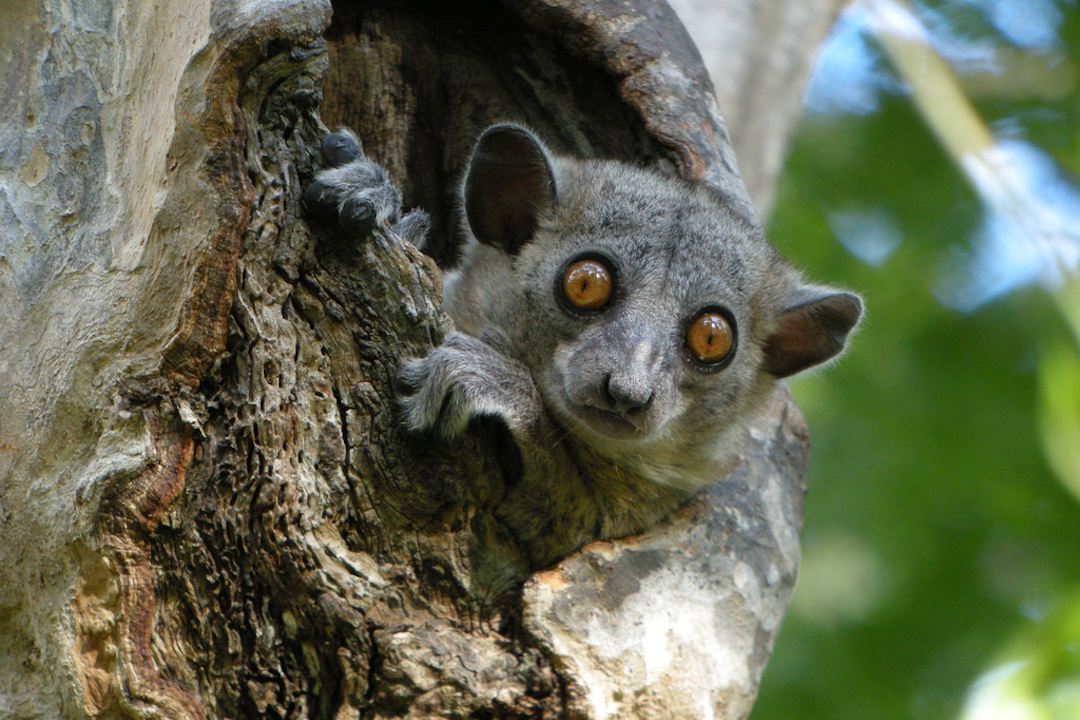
[500,165,780,459]
[449,125,861,471]
[534,249,746,447]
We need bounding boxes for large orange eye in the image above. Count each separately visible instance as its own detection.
[562,259,612,311]
[687,311,734,365]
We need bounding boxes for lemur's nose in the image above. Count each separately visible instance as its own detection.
[602,374,655,415]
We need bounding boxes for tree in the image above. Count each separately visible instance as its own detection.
[0,0,843,717]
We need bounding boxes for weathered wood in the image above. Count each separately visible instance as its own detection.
[0,0,833,717]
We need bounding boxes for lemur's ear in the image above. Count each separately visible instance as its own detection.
[763,287,862,378]
[464,124,556,255]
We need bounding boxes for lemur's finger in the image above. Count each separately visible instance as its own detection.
[302,179,338,223]
[339,196,376,237]
[321,132,362,167]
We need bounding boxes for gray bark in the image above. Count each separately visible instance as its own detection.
[0,1,833,718]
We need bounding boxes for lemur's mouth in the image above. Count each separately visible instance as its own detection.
[569,404,648,440]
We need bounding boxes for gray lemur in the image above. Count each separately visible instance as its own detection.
[306,125,861,586]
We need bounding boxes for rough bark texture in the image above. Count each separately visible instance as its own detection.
[0,0,830,718]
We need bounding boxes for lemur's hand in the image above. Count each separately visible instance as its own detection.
[304,131,429,247]
[396,332,541,439]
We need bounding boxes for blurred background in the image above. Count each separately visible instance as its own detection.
[679,1,1080,718]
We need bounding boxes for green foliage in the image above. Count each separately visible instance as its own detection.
[1039,331,1080,503]
[752,3,1080,719]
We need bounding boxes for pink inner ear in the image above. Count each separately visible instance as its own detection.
[763,293,861,379]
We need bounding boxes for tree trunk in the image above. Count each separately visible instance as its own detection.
[0,1,831,718]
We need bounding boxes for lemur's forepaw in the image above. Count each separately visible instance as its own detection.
[304,131,429,247]
[396,335,484,438]
[395,333,535,438]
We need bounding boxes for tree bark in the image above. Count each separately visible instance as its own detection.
[0,1,829,718]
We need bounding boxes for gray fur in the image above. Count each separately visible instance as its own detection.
[304,129,430,247]
[310,124,861,582]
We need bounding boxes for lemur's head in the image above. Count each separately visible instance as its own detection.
[445,125,861,482]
